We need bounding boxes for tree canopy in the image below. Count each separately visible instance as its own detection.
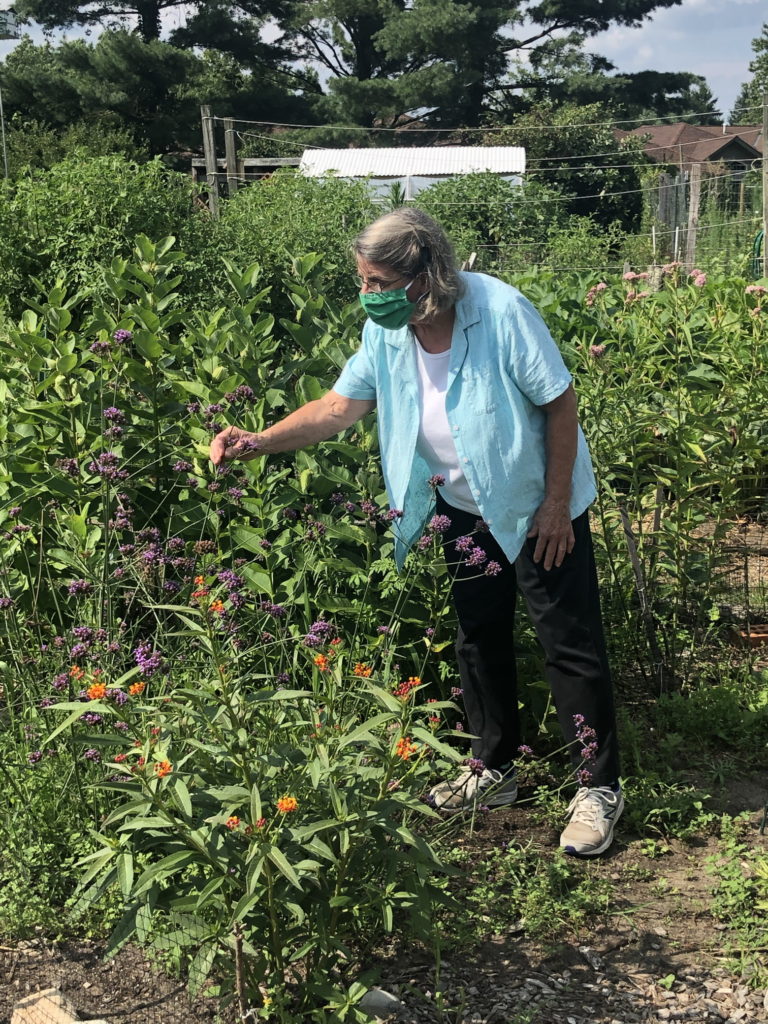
[10,0,689,129]
[731,22,767,123]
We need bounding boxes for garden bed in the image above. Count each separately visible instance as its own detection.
[2,780,766,1024]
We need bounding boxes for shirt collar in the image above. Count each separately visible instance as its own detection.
[382,272,481,347]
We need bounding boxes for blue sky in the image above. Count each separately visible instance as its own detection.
[1,0,763,123]
[591,0,763,120]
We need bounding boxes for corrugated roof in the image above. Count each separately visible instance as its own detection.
[300,146,526,177]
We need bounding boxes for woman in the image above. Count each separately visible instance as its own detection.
[210,207,622,857]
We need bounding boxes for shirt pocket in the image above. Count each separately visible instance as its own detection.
[457,365,499,414]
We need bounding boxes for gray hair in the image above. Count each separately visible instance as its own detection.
[353,207,464,322]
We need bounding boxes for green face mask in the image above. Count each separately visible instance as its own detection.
[359,280,419,330]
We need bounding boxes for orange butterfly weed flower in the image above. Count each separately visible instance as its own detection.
[395,737,417,760]
[70,665,85,680]
[87,683,107,700]
[209,599,225,613]
[276,795,298,813]
[154,760,172,777]
[225,816,240,830]
[314,654,330,671]
[393,676,421,700]
[353,663,372,677]
[129,681,146,696]
[194,575,206,585]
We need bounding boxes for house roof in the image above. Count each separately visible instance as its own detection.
[299,146,526,177]
[617,123,763,164]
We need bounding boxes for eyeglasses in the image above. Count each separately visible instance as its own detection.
[354,274,409,293]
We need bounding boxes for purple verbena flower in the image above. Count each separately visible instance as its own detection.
[427,474,445,488]
[103,407,126,423]
[0,596,13,610]
[56,458,79,477]
[68,579,93,597]
[88,451,128,482]
[428,514,451,534]
[133,642,164,678]
[112,329,133,344]
[455,535,474,552]
[84,748,101,762]
[173,460,193,473]
[465,547,488,567]
[28,750,43,765]
[485,561,502,576]
[81,712,103,725]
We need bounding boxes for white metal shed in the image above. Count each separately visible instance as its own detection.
[299,146,525,200]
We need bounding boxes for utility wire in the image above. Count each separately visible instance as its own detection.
[213,104,763,135]
[420,168,748,207]
[222,127,765,171]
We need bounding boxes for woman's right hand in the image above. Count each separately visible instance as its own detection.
[209,426,263,467]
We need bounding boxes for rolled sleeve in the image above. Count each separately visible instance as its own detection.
[506,294,572,406]
[333,331,377,402]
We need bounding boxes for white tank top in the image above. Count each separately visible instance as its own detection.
[414,340,481,515]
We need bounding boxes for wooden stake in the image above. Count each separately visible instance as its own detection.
[224,117,239,196]
[201,105,220,219]
[684,162,702,270]
[762,93,768,277]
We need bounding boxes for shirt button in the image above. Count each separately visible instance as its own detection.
[453,425,459,432]
[473,490,480,497]
[463,458,469,464]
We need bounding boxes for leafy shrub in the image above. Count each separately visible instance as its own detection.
[0,156,221,315]
[218,171,378,312]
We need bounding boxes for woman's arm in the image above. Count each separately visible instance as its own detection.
[526,384,578,570]
[210,390,376,466]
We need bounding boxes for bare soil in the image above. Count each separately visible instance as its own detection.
[2,778,766,1024]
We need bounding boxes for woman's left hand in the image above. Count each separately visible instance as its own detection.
[527,497,575,570]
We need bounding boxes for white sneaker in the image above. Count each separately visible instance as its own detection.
[560,786,624,856]
[429,765,518,812]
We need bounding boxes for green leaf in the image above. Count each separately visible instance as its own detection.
[116,853,135,897]
[249,784,262,823]
[171,778,193,821]
[266,846,302,890]
[336,712,393,749]
[56,353,78,373]
[134,851,199,896]
[188,941,217,998]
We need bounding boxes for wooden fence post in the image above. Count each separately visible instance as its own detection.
[201,105,220,220]
[224,117,239,197]
[762,92,767,277]
[685,162,702,270]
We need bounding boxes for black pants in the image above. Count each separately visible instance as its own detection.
[437,494,620,787]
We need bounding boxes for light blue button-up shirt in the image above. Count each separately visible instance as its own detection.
[333,272,597,569]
